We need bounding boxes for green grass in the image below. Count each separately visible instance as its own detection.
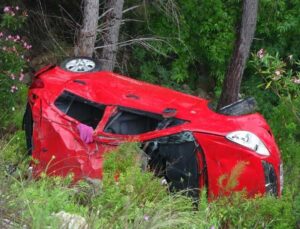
[0,137,299,228]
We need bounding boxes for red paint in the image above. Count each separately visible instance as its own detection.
[28,66,282,197]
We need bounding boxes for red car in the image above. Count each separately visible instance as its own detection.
[23,57,283,199]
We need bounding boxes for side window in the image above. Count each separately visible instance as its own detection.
[104,107,186,135]
[54,91,105,129]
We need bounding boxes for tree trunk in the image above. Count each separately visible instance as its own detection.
[100,0,124,71]
[217,0,258,110]
[74,0,99,57]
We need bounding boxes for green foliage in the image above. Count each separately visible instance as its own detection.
[0,143,210,228]
[0,130,26,165]
[242,77,278,119]
[10,176,87,228]
[91,143,209,228]
[1,7,27,30]
[245,50,300,226]
[255,0,300,56]
[267,98,300,212]
[249,50,300,98]
[0,5,30,130]
[124,0,239,90]
[0,139,299,228]
[123,0,300,97]
[209,192,295,229]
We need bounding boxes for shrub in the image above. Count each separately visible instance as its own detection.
[249,49,300,98]
[0,5,30,130]
[209,192,295,229]
[90,143,209,228]
[246,50,300,227]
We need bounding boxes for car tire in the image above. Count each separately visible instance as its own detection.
[218,97,257,116]
[60,57,101,73]
[23,103,33,155]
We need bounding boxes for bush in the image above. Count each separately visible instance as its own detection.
[209,192,295,229]
[245,50,300,227]
[90,143,210,228]
[0,138,299,228]
[0,5,30,131]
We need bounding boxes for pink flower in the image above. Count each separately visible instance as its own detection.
[19,73,25,81]
[257,48,265,59]
[0,32,3,37]
[3,6,10,13]
[10,85,18,93]
[291,78,300,84]
[15,6,19,11]
[144,215,150,221]
[10,73,15,80]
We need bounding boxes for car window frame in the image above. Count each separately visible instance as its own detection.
[52,90,107,130]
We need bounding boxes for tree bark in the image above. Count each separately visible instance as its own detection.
[217,0,258,110]
[100,0,124,71]
[74,0,99,57]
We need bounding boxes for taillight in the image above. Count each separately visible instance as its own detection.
[30,78,44,89]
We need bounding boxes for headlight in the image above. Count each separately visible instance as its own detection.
[226,131,270,156]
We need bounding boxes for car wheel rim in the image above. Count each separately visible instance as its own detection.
[65,59,96,72]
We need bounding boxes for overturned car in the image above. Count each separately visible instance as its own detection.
[23,57,283,199]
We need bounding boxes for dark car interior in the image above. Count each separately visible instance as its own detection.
[104,107,186,135]
[54,91,106,129]
[143,132,203,200]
